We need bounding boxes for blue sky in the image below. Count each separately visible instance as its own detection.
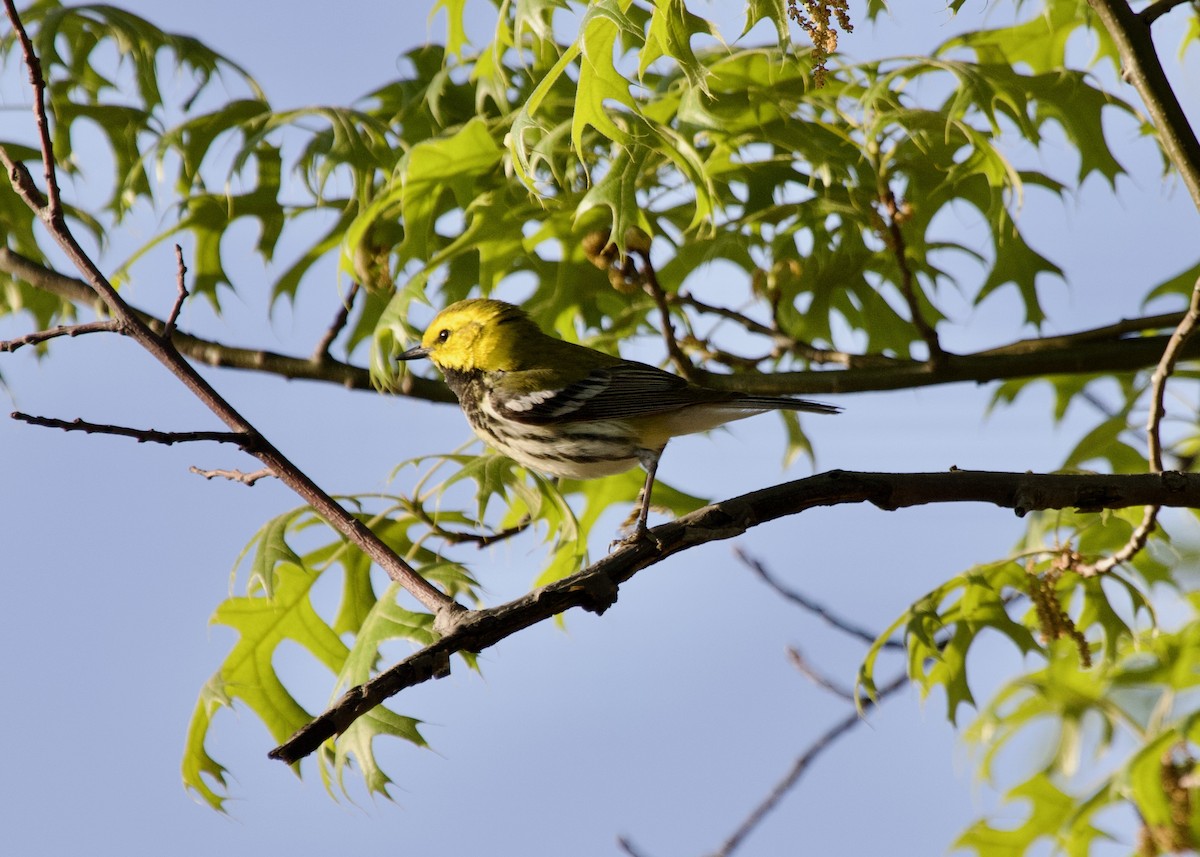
[3,2,1199,855]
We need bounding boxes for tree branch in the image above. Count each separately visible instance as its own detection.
[1,244,1191,400]
[0,246,455,401]
[1088,0,1200,210]
[0,0,457,618]
[0,320,120,353]
[311,280,359,363]
[188,466,274,485]
[12,412,254,446]
[268,468,1200,763]
[1139,0,1194,26]
[737,548,904,649]
[1077,276,1200,576]
[710,671,910,857]
[786,646,857,701]
[634,247,698,381]
[694,330,1191,396]
[162,244,188,341]
[879,187,945,365]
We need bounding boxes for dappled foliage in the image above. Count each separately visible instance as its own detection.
[4,0,1200,852]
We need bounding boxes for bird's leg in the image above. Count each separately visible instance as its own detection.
[631,446,663,540]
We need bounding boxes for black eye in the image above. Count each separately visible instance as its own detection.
[436,329,450,343]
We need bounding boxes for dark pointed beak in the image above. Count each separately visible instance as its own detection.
[397,345,431,361]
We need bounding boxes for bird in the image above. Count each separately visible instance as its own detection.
[397,298,839,540]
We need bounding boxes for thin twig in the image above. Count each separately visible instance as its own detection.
[1,1,60,218]
[189,466,275,485]
[0,2,456,617]
[163,244,188,341]
[12,411,255,447]
[0,247,454,399]
[312,280,360,363]
[617,837,653,857]
[709,671,910,857]
[786,646,856,701]
[1076,277,1200,577]
[0,320,120,353]
[1140,0,1194,26]
[633,249,697,380]
[976,311,1185,356]
[879,187,944,365]
[736,549,904,650]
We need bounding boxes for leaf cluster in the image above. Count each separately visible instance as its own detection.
[5,1,1200,848]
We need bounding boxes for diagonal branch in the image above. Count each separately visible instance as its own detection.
[710,671,910,857]
[268,468,1200,764]
[311,280,360,363]
[0,246,453,399]
[736,548,904,649]
[0,0,456,619]
[1139,0,1194,26]
[1077,276,1200,577]
[879,186,945,365]
[1087,0,1200,210]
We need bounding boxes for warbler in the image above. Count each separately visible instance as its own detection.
[398,299,839,538]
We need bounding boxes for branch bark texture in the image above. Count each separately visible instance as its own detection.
[269,468,1200,763]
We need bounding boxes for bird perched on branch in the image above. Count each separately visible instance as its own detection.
[398,299,839,540]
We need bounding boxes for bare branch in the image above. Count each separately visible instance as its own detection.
[786,647,856,701]
[879,187,945,365]
[163,245,189,341]
[0,5,456,617]
[693,330,1199,397]
[710,671,910,857]
[617,837,654,857]
[0,246,455,400]
[189,466,275,486]
[736,548,904,650]
[1077,277,1200,577]
[311,281,360,363]
[1088,0,1200,210]
[0,320,120,353]
[633,247,698,381]
[1140,0,1194,26]
[1,0,61,217]
[12,411,255,447]
[269,468,1200,764]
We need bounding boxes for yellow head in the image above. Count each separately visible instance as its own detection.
[398,299,543,373]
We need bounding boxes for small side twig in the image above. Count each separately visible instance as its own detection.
[736,549,904,650]
[12,411,256,447]
[709,671,909,857]
[878,187,944,365]
[1076,275,1200,577]
[163,244,189,341]
[616,837,653,857]
[312,281,360,363]
[678,292,898,370]
[1140,0,1194,26]
[632,248,697,381]
[189,466,275,486]
[0,320,120,353]
[1,1,60,218]
[0,0,455,616]
[787,646,856,701]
